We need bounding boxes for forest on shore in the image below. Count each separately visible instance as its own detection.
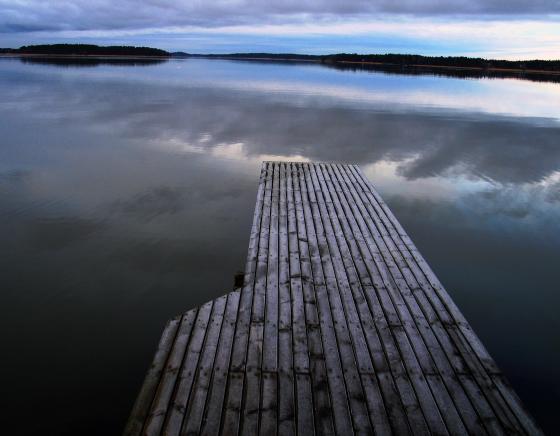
[2,44,559,72]
[182,52,560,72]
[0,44,169,56]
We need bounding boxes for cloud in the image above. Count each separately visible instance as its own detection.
[1,0,560,35]
[1,2,559,58]
[6,61,559,186]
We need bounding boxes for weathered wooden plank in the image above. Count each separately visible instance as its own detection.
[200,290,241,436]
[310,164,375,376]
[182,295,228,435]
[278,163,292,333]
[220,372,244,435]
[350,165,501,374]
[337,164,487,434]
[240,163,274,434]
[278,329,295,436]
[290,163,332,435]
[263,161,279,372]
[306,324,335,435]
[321,164,431,433]
[359,375,393,436]
[445,325,522,434]
[163,301,213,434]
[392,325,449,435]
[291,163,319,329]
[277,163,296,436]
[221,164,271,435]
[332,165,439,377]
[317,163,414,435]
[232,164,274,433]
[295,373,315,436]
[344,164,527,434]
[260,372,278,436]
[459,374,505,436]
[425,374,468,435]
[311,164,394,433]
[336,163,481,433]
[143,309,198,435]
[304,163,375,434]
[229,162,268,373]
[286,163,311,375]
[296,164,355,435]
[241,323,264,435]
[123,316,181,436]
[332,164,482,434]
[492,375,542,436]
[251,162,273,325]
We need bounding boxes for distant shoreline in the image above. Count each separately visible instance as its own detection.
[334,59,560,76]
[0,53,169,60]
[2,43,559,79]
[5,53,558,77]
[4,53,560,78]
[173,55,560,76]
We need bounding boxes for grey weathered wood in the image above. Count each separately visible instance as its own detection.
[286,164,310,375]
[277,163,296,436]
[332,164,474,434]
[260,372,278,436]
[123,316,180,436]
[182,295,227,435]
[241,323,264,434]
[336,164,484,434]
[229,162,268,373]
[318,164,414,435]
[291,163,334,435]
[125,161,542,436]
[144,309,197,435]
[350,164,539,434]
[240,162,274,434]
[298,164,356,435]
[263,162,279,372]
[163,301,213,434]
[351,165,501,372]
[321,164,429,433]
[220,371,244,435]
[345,168,509,426]
[200,290,240,436]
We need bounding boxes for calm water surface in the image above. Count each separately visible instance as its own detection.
[1,58,559,435]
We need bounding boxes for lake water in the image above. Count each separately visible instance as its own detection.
[1,57,559,435]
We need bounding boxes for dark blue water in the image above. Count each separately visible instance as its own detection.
[1,57,558,434]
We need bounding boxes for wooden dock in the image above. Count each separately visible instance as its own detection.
[124,162,541,435]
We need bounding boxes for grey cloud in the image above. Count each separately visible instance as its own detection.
[545,181,560,202]
[97,89,559,185]
[0,0,559,33]
[6,64,560,186]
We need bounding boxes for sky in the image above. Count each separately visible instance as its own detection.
[1,1,559,59]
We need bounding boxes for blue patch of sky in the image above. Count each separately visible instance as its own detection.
[3,31,488,57]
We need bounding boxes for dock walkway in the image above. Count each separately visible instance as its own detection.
[124,162,540,435]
